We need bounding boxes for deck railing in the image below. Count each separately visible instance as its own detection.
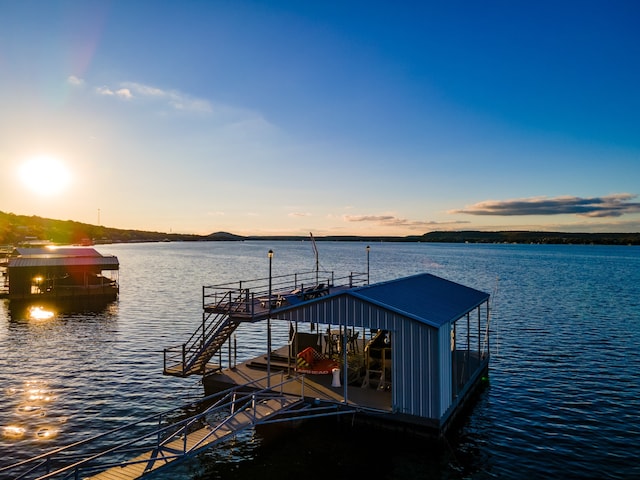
[163,311,236,375]
[203,269,368,311]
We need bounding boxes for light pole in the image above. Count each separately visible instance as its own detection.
[364,245,371,348]
[267,249,273,388]
[366,245,370,284]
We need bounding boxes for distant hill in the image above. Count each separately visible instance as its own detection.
[204,231,246,241]
[0,211,202,245]
[420,230,640,245]
[1,211,638,245]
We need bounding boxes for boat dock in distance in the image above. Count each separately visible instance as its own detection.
[0,246,119,303]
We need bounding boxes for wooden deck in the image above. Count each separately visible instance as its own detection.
[203,344,393,413]
[86,396,300,480]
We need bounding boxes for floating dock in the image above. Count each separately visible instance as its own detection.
[166,267,492,437]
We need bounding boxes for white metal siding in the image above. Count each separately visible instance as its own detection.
[438,322,453,417]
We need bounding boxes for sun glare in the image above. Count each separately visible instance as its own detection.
[18,156,71,196]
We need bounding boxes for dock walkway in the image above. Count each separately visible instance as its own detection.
[87,395,300,480]
[0,379,307,480]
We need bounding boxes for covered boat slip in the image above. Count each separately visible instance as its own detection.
[202,272,492,433]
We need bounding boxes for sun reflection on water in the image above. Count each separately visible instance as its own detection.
[2,380,63,443]
[2,425,26,439]
[35,427,58,440]
[17,405,43,415]
[28,306,55,321]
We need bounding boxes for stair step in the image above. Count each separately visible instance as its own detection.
[181,318,242,375]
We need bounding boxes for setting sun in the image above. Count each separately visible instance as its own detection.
[18,156,71,196]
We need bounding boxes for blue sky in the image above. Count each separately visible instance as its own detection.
[1,1,639,236]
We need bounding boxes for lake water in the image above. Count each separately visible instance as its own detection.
[1,241,639,479]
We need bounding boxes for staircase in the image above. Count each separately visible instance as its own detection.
[163,269,369,378]
[164,312,241,377]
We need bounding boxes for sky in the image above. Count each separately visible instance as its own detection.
[1,1,639,236]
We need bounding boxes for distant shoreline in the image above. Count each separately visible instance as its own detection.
[1,211,639,246]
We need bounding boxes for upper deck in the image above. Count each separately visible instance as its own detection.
[202,269,368,321]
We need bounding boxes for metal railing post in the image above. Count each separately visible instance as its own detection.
[201,312,206,349]
[251,394,257,422]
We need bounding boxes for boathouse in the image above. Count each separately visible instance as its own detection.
[5,247,119,302]
[166,270,491,436]
[269,273,490,432]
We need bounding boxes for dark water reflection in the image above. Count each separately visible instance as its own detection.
[1,242,640,478]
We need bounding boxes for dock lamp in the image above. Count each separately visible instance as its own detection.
[267,249,273,388]
[366,245,370,284]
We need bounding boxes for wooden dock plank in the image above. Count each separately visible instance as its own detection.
[87,397,298,480]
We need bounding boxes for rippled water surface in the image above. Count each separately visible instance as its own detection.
[1,241,639,478]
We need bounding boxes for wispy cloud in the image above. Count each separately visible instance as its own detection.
[67,75,85,86]
[451,194,640,218]
[121,81,212,112]
[95,86,133,99]
[344,214,469,230]
[289,212,311,217]
[92,80,212,112]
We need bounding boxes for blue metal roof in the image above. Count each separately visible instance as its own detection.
[349,273,489,328]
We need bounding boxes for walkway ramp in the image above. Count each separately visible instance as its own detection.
[0,376,311,480]
[88,395,300,480]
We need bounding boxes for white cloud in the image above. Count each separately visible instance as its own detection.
[116,88,133,99]
[92,80,211,112]
[120,81,212,113]
[67,75,85,86]
[96,86,114,96]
